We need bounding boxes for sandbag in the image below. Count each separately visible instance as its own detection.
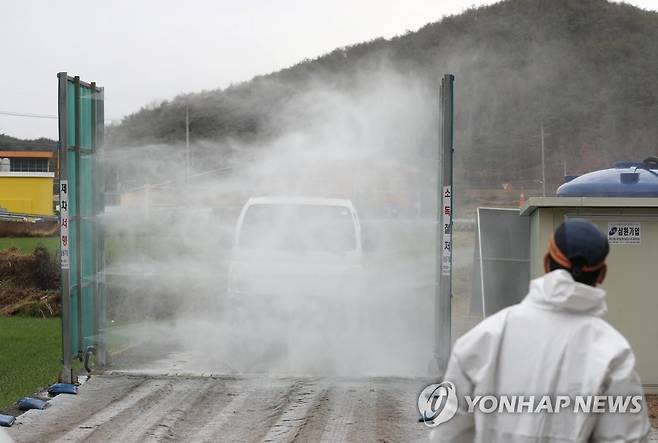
[16,397,47,411]
[0,414,15,427]
[48,383,77,396]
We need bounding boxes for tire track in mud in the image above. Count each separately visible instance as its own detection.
[345,381,379,442]
[309,378,428,442]
[260,380,328,443]
[53,377,180,442]
[317,386,359,443]
[140,378,218,441]
[373,378,427,442]
[89,379,204,443]
[275,379,413,442]
[185,377,320,443]
[292,381,363,442]
[150,376,241,441]
[185,378,275,442]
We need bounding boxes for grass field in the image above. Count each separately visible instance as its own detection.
[0,237,59,255]
[0,316,61,410]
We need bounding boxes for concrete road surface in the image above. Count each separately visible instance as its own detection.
[7,373,434,442]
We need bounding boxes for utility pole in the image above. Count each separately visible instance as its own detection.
[540,121,546,197]
[185,105,190,185]
[563,159,567,177]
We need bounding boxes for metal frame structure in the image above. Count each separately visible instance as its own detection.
[474,207,530,317]
[57,72,105,383]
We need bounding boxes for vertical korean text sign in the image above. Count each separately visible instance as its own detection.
[60,180,70,269]
[442,186,452,276]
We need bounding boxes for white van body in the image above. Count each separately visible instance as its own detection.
[228,196,364,299]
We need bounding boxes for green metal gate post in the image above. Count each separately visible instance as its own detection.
[57,72,73,383]
[74,76,83,355]
[435,74,455,376]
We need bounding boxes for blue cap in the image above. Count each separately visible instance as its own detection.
[553,218,609,269]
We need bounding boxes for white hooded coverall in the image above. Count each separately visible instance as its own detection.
[440,269,651,442]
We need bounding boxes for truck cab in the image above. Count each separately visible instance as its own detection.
[228,196,364,298]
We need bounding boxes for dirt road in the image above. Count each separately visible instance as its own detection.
[7,373,433,442]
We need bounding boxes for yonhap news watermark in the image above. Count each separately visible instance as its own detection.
[461,393,644,414]
[418,382,644,428]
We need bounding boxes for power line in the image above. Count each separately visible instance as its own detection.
[0,110,56,119]
[0,110,120,122]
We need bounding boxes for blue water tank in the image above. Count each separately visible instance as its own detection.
[557,157,658,197]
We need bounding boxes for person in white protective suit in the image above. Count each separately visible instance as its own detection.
[438,218,651,442]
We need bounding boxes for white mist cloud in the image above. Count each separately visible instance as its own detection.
[101,68,443,377]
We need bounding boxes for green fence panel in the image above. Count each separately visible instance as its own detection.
[57,73,105,382]
[80,153,95,349]
[66,146,80,352]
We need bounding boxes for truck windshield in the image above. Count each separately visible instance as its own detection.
[239,204,357,252]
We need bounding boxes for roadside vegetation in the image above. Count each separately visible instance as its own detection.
[0,244,60,317]
[0,316,61,410]
[0,237,59,255]
[0,234,62,411]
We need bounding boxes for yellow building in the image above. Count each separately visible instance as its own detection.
[0,148,56,216]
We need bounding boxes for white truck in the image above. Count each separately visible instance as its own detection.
[228,196,364,299]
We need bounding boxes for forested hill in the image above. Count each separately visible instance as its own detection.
[106,0,658,186]
[0,134,56,150]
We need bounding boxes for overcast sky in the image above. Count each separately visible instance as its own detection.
[0,0,656,140]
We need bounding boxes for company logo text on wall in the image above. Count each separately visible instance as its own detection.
[607,222,641,245]
[418,382,644,428]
